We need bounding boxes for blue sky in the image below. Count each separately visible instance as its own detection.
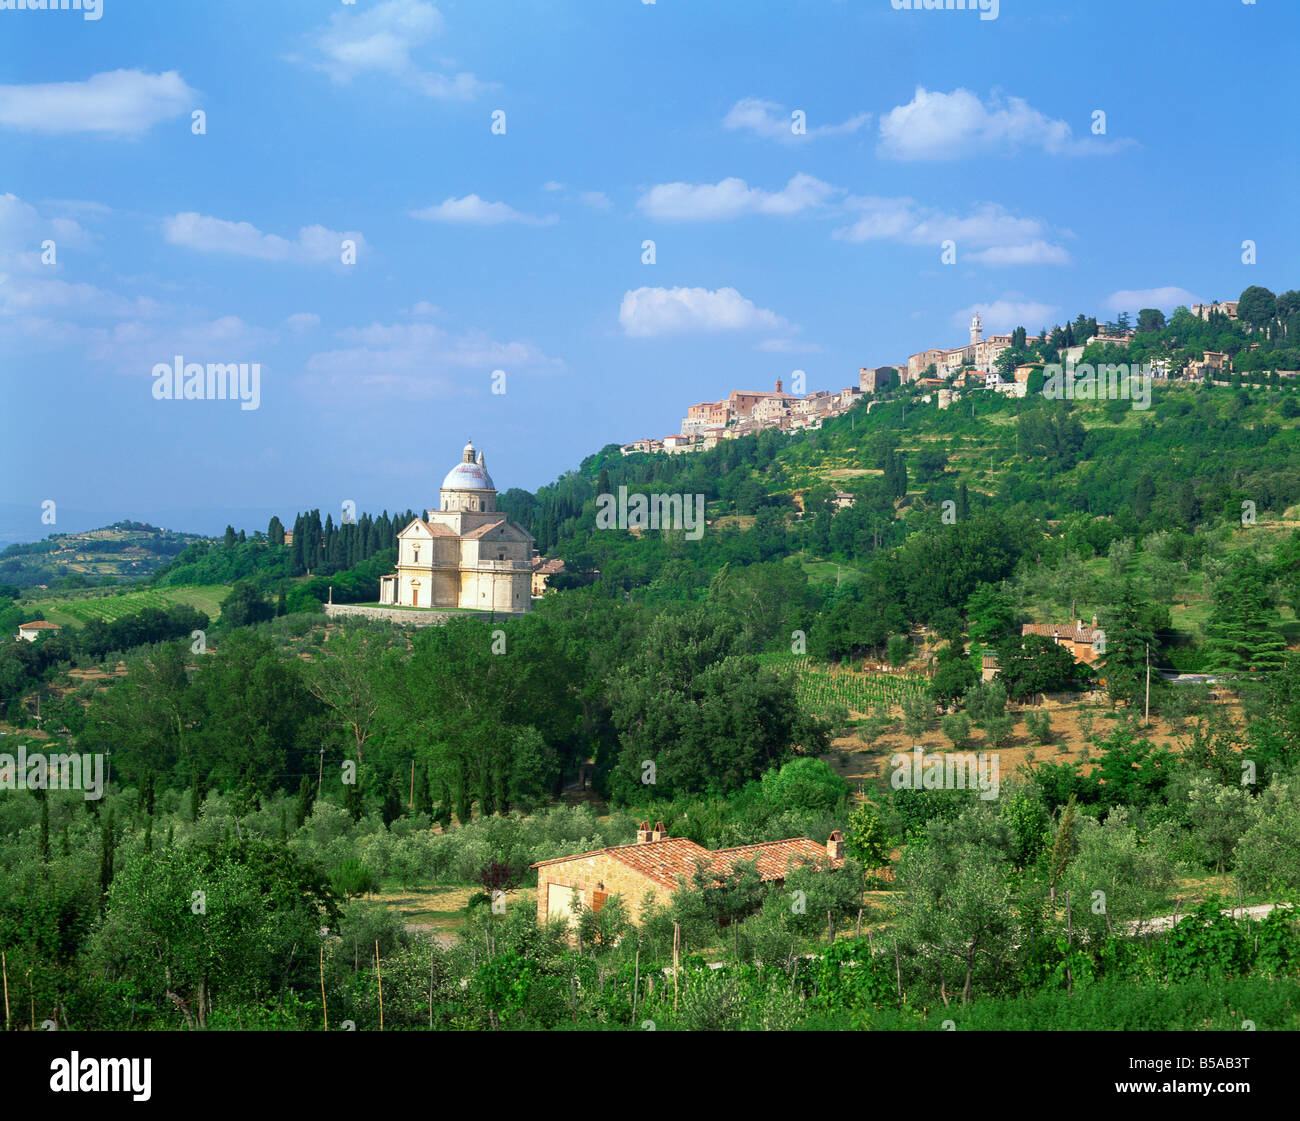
[2,0,1297,542]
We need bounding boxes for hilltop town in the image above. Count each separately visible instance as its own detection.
[621,298,1276,455]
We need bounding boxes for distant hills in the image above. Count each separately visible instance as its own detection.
[0,522,207,591]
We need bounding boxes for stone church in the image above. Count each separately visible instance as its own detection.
[378,440,534,613]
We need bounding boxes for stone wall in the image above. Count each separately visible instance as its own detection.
[323,603,521,626]
[535,851,671,927]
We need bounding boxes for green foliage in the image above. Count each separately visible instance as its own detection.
[758,758,848,813]
[329,857,379,898]
[846,804,892,869]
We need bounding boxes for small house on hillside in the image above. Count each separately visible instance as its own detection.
[532,823,845,928]
[531,555,566,597]
[1021,617,1102,666]
[16,620,61,643]
[981,653,999,682]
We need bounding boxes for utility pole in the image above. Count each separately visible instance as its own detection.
[1144,643,1151,724]
[317,746,324,794]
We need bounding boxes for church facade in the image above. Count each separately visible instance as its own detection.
[378,441,534,614]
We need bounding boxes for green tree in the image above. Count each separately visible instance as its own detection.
[1237,285,1277,331]
[846,804,892,869]
[995,634,1085,701]
[759,758,848,813]
[218,580,274,628]
[1203,551,1286,674]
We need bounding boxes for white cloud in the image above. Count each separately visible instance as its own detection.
[723,98,870,141]
[307,0,488,99]
[0,193,91,273]
[878,86,1135,161]
[301,320,562,401]
[0,70,197,136]
[952,299,1061,334]
[162,213,367,264]
[619,286,788,338]
[84,315,276,374]
[540,183,612,210]
[638,174,837,221]
[410,195,556,225]
[835,197,1070,265]
[1101,286,1200,313]
[39,199,115,218]
[0,276,160,321]
[410,301,441,317]
[285,313,320,332]
[967,241,1072,267]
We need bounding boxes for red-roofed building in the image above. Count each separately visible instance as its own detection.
[531,823,845,928]
[16,620,62,642]
[1021,617,1102,666]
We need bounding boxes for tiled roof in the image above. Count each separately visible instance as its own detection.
[531,837,711,889]
[18,620,61,630]
[402,518,456,537]
[531,835,838,889]
[1022,622,1100,643]
[710,838,837,879]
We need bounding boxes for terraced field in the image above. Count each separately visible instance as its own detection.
[760,653,930,716]
[26,584,230,627]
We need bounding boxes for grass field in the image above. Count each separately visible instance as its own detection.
[28,584,231,627]
[792,553,866,586]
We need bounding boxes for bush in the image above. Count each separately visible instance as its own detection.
[330,858,379,898]
[1024,710,1053,745]
[941,713,972,749]
[758,758,848,814]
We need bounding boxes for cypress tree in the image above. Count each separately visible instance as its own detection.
[1049,795,1077,901]
[295,774,315,828]
[39,794,49,862]
[291,514,306,573]
[413,765,432,815]
[381,776,403,829]
[344,779,364,823]
[454,763,472,826]
[99,810,115,903]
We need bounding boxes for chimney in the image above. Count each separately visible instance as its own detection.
[651,821,668,842]
[1091,614,1098,628]
[827,830,845,861]
[636,821,652,844]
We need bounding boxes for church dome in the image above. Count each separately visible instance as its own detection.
[441,440,495,492]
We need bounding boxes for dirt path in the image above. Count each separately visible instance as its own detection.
[1125,902,1293,935]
